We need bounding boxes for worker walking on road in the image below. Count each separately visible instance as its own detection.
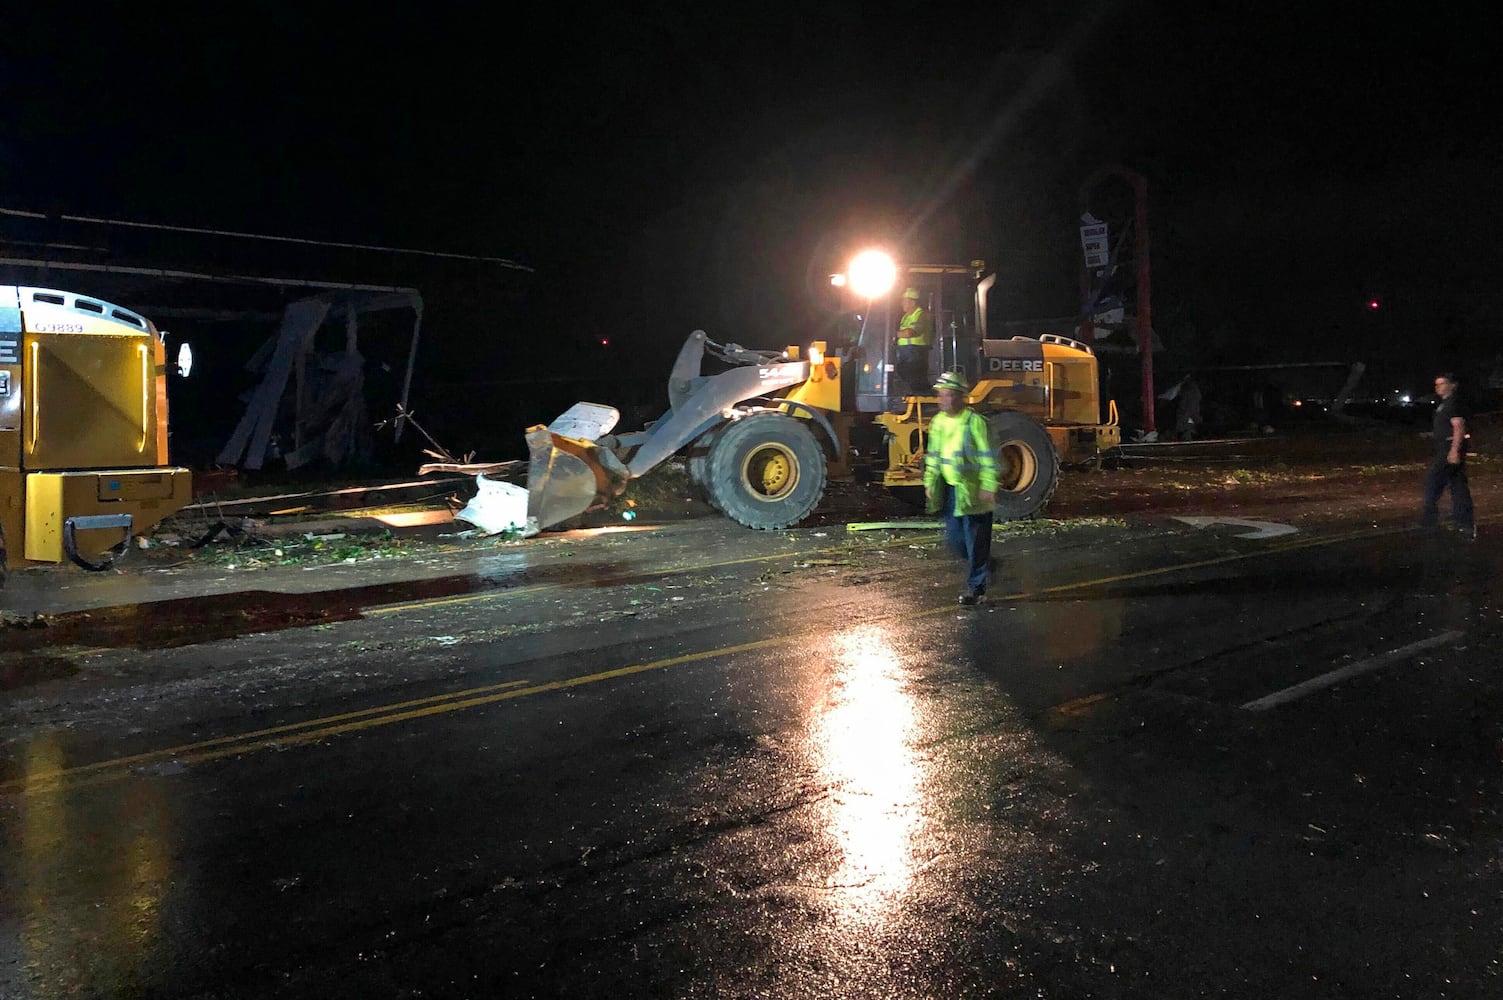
[925,370,999,604]
[1421,372,1476,539]
[895,287,933,396]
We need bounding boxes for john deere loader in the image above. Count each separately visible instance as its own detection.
[471,255,1119,536]
[0,286,192,585]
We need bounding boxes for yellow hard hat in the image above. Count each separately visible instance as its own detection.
[933,370,970,394]
[902,287,921,299]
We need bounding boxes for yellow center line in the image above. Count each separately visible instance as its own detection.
[369,582,556,614]
[6,644,783,797]
[1,679,530,795]
[165,639,786,769]
[4,521,1409,797]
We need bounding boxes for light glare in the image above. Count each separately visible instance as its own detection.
[847,249,898,299]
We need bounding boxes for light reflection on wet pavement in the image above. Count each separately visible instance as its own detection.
[10,733,174,998]
[811,624,925,920]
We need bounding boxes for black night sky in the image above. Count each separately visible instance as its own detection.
[1,3,1498,454]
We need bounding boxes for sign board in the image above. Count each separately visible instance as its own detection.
[1079,217,1110,269]
[1092,306,1125,328]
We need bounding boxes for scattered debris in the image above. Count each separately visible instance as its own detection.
[453,477,535,538]
[219,292,422,472]
[389,402,478,470]
[182,527,410,570]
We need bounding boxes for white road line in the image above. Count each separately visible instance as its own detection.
[1173,516,1297,540]
[1241,630,1465,711]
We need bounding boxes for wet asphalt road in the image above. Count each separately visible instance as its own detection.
[3,513,1503,998]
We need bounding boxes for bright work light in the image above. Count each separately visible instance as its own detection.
[846,249,897,299]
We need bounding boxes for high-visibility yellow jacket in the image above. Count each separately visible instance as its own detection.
[896,306,932,347]
[924,408,999,515]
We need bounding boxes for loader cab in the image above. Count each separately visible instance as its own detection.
[840,262,986,412]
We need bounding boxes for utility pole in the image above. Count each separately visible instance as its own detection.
[1080,166,1155,436]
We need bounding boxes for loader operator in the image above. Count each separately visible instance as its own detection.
[895,287,933,396]
[925,370,998,605]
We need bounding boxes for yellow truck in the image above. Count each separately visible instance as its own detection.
[0,286,192,584]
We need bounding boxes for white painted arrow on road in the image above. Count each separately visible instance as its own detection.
[1173,516,1298,540]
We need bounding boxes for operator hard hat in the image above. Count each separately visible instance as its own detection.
[933,370,970,394]
[902,287,921,300]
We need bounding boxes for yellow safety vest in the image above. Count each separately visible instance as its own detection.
[924,408,999,515]
[896,306,932,347]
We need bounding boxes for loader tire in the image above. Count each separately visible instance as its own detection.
[707,413,827,530]
[686,425,723,510]
[987,410,1059,521]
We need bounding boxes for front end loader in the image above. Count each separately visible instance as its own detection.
[489,257,1120,535]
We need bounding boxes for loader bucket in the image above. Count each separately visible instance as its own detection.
[524,425,630,531]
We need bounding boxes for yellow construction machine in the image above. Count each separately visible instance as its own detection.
[477,253,1118,536]
[0,286,192,584]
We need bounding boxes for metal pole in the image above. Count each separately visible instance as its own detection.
[395,294,424,444]
[1134,173,1154,434]
[1077,257,1095,344]
[1080,165,1155,436]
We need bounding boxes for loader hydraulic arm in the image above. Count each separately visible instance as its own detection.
[519,330,814,534]
[625,331,811,477]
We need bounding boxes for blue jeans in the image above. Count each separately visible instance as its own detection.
[1422,452,1474,530]
[940,482,993,594]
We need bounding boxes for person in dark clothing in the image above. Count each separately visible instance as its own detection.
[1420,372,1475,538]
[1174,374,1203,440]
